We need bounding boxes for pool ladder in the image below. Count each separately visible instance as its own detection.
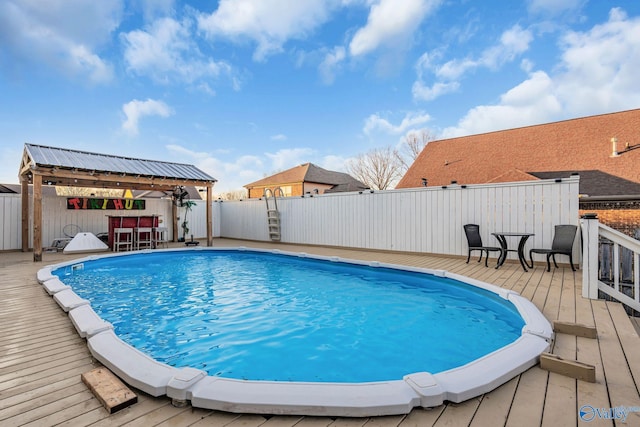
[264,187,283,241]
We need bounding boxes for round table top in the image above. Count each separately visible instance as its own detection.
[491,232,535,237]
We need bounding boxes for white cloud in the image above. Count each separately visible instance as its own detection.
[319,46,346,85]
[528,0,583,16]
[413,24,533,102]
[265,147,316,171]
[138,0,175,21]
[319,154,349,172]
[441,71,561,137]
[349,0,441,57]
[434,57,476,81]
[197,0,336,61]
[412,80,460,101]
[69,45,114,83]
[200,154,265,193]
[270,134,288,141]
[166,144,263,189]
[122,99,173,136]
[480,25,533,69]
[364,111,432,136]
[441,8,640,137]
[122,17,233,86]
[554,7,640,115]
[165,144,332,193]
[0,0,120,83]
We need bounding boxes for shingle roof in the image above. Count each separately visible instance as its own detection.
[530,171,640,198]
[245,162,367,190]
[0,183,57,196]
[397,109,640,198]
[24,144,216,182]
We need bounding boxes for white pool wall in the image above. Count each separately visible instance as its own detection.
[39,247,553,417]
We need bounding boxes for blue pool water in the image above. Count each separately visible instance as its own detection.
[54,250,525,383]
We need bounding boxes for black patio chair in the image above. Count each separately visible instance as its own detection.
[528,224,577,271]
[463,224,504,267]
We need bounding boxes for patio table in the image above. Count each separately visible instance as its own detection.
[492,232,535,271]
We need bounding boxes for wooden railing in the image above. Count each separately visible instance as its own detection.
[582,215,640,313]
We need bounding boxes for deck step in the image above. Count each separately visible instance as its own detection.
[81,367,138,414]
[539,352,596,382]
[553,320,597,338]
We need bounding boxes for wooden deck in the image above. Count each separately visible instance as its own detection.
[2,238,640,426]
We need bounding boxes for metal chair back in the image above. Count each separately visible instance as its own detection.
[551,225,577,253]
[464,224,483,248]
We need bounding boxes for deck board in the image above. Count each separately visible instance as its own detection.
[1,238,640,426]
[504,367,548,427]
[468,377,518,427]
[433,398,480,426]
[541,268,577,427]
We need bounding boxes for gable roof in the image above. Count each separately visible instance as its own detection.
[244,162,367,190]
[20,144,216,192]
[529,171,640,199]
[397,108,640,198]
[23,144,215,181]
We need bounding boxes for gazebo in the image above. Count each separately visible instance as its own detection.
[19,144,217,261]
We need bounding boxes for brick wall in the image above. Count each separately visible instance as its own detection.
[580,200,640,238]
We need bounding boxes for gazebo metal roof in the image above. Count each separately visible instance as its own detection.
[20,144,216,190]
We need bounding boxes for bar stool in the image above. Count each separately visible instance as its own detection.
[153,227,169,248]
[134,227,153,250]
[113,228,134,252]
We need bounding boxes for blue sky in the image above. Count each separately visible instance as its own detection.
[1,0,640,194]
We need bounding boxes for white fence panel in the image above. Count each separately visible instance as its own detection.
[181,200,221,239]
[41,198,173,246]
[0,195,22,250]
[1,178,579,258]
[0,195,174,250]
[217,178,580,258]
[177,200,216,240]
[218,199,268,241]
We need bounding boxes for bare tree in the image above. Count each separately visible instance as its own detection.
[346,131,435,191]
[346,146,403,190]
[396,129,435,173]
[215,189,247,201]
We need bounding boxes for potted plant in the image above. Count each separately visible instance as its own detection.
[180,200,196,241]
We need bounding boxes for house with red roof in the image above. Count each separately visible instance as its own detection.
[397,108,640,236]
[244,163,368,199]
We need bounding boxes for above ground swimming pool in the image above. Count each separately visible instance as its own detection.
[38,247,553,417]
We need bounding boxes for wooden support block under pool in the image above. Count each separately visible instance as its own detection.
[553,320,598,338]
[539,352,596,383]
[81,367,138,414]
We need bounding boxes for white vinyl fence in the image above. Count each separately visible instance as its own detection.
[0,195,174,250]
[1,177,579,263]
[218,177,580,260]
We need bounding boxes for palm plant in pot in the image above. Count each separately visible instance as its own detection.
[179,200,196,242]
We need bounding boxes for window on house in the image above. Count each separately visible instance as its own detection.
[280,186,292,196]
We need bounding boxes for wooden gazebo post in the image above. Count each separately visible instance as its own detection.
[172,202,178,242]
[21,176,29,253]
[32,173,43,262]
[207,185,213,246]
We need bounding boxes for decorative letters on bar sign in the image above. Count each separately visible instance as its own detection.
[67,198,146,210]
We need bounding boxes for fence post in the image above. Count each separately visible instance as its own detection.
[581,213,599,299]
